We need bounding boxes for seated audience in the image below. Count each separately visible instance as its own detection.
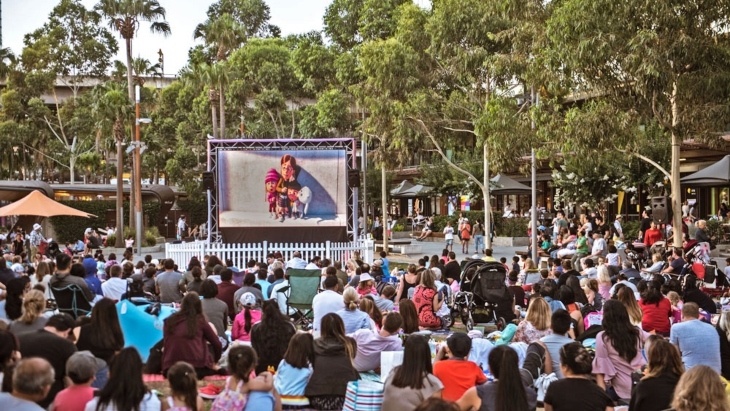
[74,298,124,389]
[305,313,359,410]
[199,279,229,342]
[312,275,345,338]
[382,334,443,410]
[513,297,552,344]
[540,309,575,379]
[0,358,55,411]
[53,351,104,411]
[670,302,721,374]
[274,333,315,409]
[250,299,296,375]
[161,292,222,379]
[84,347,160,411]
[335,288,370,334]
[434,332,487,401]
[629,336,684,411]
[8,290,47,336]
[457,345,537,411]
[101,265,127,301]
[544,342,613,411]
[166,361,205,411]
[350,312,403,372]
[232,292,261,342]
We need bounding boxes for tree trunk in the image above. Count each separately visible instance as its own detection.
[210,90,219,139]
[381,163,388,253]
[671,81,682,247]
[126,37,137,231]
[115,139,124,248]
[219,81,225,139]
[69,155,75,185]
[484,143,491,250]
[267,110,280,138]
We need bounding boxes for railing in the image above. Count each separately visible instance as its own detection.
[166,239,374,268]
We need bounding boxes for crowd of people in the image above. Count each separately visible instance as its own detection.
[0,228,727,411]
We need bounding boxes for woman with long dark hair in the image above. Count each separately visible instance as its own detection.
[250,299,296,375]
[305,313,359,410]
[629,336,683,411]
[75,298,125,363]
[557,285,584,335]
[85,347,160,411]
[383,334,443,409]
[161,292,222,379]
[457,345,536,411]
[398,299,420,334]
[4,277,29,321]
[543,342,612,411]
[638,280,672,336]
[593,299,646,402]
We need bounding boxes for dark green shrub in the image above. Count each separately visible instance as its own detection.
[49,200,160,244]
[178,198,207,226]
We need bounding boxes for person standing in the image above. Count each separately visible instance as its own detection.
[460,218,472,254]
[472,220,485,255]
[176,216,186,240]
[29,224,45,261]
[443,222,455,252]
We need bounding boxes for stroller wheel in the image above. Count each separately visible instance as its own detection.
[443,315,454,329]
[464,317,474,331]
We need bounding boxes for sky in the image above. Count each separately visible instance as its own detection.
[4,0,333,75]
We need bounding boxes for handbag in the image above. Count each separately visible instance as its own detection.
[343,380,384,411]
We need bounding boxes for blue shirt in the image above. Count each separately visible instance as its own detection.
[381,258,390,277]
[85,275,103,296]
[670,319,721,374]
[336,308,371,334]
[274,360,312,396]
[256,279,270,299]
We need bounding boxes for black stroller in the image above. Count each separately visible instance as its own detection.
[451,260,515,331]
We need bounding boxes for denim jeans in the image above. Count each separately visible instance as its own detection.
[474,235,484,253]
[91,366,108,390]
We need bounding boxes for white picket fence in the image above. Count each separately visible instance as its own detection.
[165,240,374,268]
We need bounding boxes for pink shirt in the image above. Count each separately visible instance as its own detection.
[232,308,262,341]
[592,331,646,399]
[357,286,377,297]
[53,385,95,411]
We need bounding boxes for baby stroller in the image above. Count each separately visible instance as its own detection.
[625,240,648,269]
[44,241,61,259]
[451,260,514,331]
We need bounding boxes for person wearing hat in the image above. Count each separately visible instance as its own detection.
[612,214,624,241]
[52,351,105,411]
[356,273,377,297]
[29,224,46,261]
[232,292,262,342]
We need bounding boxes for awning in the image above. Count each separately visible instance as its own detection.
[491,174,533,195]
[392,184,433,198]
[0,190,96,218]
[390,180,415,196]
[681,155,730,186]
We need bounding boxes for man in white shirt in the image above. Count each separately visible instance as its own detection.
[613,215,624,240]
[177,216,186,240]
[443,222,455,252]
[349,312,403,372]
[581,232,607,267]
[101,265,128,301]
[271,270,293,316]
[312,275,345,337]
[305,256,321,270]
[285,251,307,270]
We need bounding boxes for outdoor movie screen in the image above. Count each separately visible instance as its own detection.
[218,149,348,229]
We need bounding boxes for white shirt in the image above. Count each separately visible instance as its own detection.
[591,238,607,257]
[177,219,185,232]
[614,220,623,236]
[271,279,293,315]
[85,392,160,411]
[286,257,307,270]
[305,263,320,270]
[207,275,222,284]
[443,226,454,240]
[312,289,345,338]
[101,277,129,301]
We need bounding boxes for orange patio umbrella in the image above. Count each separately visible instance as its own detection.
[0,190,96,218]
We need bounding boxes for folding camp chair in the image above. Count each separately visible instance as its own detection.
[280,269,321,327]
[50,283,93,319]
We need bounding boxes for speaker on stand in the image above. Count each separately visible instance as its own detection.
[202,171,215,191]
[651,196,672,225]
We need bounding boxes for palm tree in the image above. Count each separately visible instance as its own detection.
[92,81,133,248]
[0,48,16,80]
[131,57,163,86]
[94,0,171,104]
[193,13,243,138]
[182,63,227,139]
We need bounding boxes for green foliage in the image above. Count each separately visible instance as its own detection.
[707,220,724,246]
[49,201,160,244]
[178,198,208,226]
[107,226,159,248]
[622,220,641,241]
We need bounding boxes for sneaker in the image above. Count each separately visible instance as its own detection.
[199,383,223,399]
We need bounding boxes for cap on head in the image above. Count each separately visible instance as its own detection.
[66,351,104,383]
[33,224,41,231]
[239,292,257,307]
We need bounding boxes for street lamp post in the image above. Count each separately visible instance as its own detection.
[134,86,152,255]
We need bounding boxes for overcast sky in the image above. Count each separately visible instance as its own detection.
[4,0,333,75]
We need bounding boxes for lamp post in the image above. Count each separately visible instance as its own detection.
[134,85,152,255]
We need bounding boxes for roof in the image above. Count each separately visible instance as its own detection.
[680,155,730,186]
[0,190,95,218]
[491,174,533,194]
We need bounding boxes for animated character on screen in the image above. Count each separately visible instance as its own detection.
[265,168,280,218]
[276,183,290,223]
[297,186,312,219]
[275,154,300,193]
[287,181,304,219]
